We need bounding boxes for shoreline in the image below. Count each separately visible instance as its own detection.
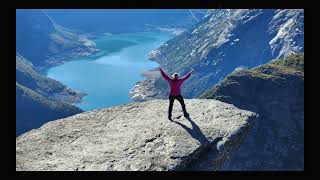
[49,87,88,105]
[129,36,167,102]
[45,30,174,106]
[39,37,100,106]
[129,67,167,102]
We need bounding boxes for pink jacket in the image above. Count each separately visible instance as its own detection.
[160,68,191,96]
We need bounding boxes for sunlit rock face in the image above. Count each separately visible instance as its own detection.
[16,99,257,171]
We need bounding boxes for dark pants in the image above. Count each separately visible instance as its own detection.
[168,94,188,118]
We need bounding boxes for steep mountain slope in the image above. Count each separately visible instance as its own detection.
[16,99,257,171]
[16,82,83,136]
[16,53,84,136]
[16,10,94,136]
[16,9,98,71]
[200,54,304,170]
[130,9,304,101]
[16,53,86,103]
[16,53,84,102]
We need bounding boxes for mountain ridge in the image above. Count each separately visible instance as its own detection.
[16,53,86,104]
[16,9,98,72]
[16,81,83,136]
[130,9,304,102]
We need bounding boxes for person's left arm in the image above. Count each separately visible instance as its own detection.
[181,69,193,81]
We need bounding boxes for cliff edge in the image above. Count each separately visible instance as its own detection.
[16,99,257,171]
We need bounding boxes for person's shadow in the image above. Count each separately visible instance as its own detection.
[171,116,210,145]
[170,116,224,170]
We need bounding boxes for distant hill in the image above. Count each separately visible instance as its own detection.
[16,53,86,103]
[16,10,94,136]
[16,82,83,136]
[16,9,98,71]
[16,53,84,136]
[44,9,207,34]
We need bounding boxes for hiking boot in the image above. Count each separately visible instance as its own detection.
[184,112,189,118]
[168,115,172,121]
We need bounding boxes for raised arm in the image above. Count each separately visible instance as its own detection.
[181,69,193,81]
[159,68,170,81]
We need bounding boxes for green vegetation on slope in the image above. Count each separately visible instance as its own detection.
[199,53,304,100]
[16,53,65,95]
[16,53,84,136]
[16,82,82,113]
[16,82,83,136]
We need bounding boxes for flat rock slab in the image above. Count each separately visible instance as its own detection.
[16,99,257,171]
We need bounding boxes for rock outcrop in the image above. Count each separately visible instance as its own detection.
[16,99,258,171]
[200,54,304,170]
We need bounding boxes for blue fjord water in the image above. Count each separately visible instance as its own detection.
[47,32,173,111]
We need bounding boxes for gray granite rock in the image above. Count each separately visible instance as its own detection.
[16,99,257,171]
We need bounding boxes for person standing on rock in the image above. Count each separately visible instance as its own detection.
[159,67,194,120]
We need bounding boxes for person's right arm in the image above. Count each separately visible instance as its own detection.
[159,67,170,81]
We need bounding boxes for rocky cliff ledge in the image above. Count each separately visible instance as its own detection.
[200,54,304,170]
[16,99,257,171]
